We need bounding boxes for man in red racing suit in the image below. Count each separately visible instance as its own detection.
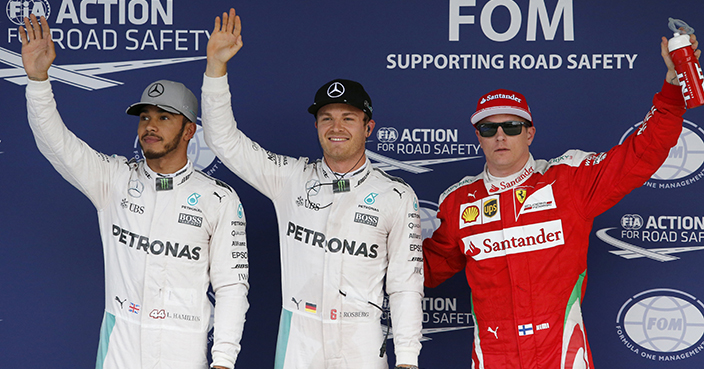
[423,34,697,369]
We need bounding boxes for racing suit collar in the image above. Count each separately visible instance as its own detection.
[321,157,373,189]
[141,160,194,191]
[483,154,536,194]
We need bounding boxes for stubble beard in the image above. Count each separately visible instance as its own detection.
[140,123,186,160]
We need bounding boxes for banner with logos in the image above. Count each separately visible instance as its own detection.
[1,1,704,368]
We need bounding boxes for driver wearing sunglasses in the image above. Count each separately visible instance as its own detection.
[423,49,692,368]
[471,89,537,177]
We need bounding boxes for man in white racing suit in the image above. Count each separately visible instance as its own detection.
[20,15,249,369]
[200,9,423,369]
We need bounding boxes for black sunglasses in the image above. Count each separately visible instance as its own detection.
[476,121,530,137]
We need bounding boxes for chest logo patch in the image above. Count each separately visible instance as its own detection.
[517,184,557,219]
[462,219,564,261]
[459,195,501,229]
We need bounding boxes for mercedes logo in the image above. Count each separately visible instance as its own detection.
[148,83,165,97]
[306,179,321,196]
[327,82,345,98]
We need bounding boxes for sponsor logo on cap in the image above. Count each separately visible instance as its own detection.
[480,93,522,105]
[327,82,345,98]
[148,83,164,97]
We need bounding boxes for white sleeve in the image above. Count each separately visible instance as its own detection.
[386,187,424,366]
[209,189,249,368]
[201,74,303,200]
[26,79,119,209]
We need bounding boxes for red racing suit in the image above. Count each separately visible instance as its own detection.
[423,81,685,369]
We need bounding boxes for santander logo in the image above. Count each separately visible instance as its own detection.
[467,241,481,257]
[480,94,522,105]
[489,166,535,193]
[462,220,565,261]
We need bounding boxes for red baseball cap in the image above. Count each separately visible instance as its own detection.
[470,89,532,126]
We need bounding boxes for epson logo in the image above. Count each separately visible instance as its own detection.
[231,252,248,259]
[178,213,202,228]
[354,212,379,227]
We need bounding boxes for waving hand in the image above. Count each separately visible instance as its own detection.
[19,14,55,81]
[206,8,243,78]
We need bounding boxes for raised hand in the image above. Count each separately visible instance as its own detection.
[19,14,55,81]
[205,8,243,78]
[661,33,700,85]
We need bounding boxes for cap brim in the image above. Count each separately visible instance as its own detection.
[471,106,532,125]
[308,100,371,119]
[126,103,182,117]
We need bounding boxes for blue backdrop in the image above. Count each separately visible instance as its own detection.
[2,1,704,368]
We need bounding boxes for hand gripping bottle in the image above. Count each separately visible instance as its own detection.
[668,18,704,109]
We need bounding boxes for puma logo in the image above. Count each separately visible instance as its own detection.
[488,326,499,339]
[213,192,225,203]
[115,296,126,309]
[393,188,405,198]
[292,298,301,310]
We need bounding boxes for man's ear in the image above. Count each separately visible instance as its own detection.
[526,126,536,146]
[365,119,376,138]
[183,121,197,141]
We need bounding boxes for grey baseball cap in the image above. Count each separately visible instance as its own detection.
[126,80,198,123]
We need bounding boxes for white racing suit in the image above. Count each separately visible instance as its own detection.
[201,74,423,368]
[26,79,249,369]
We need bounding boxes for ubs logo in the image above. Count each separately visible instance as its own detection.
[120,198,144,214]
[296,196,320,211]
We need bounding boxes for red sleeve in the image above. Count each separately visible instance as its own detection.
[570,80,686,219]
[423,196,467,288]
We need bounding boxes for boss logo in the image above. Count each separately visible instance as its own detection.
[178,213,202,228]
[354,212,379,227]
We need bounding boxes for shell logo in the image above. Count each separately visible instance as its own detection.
[462,206,480,224]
